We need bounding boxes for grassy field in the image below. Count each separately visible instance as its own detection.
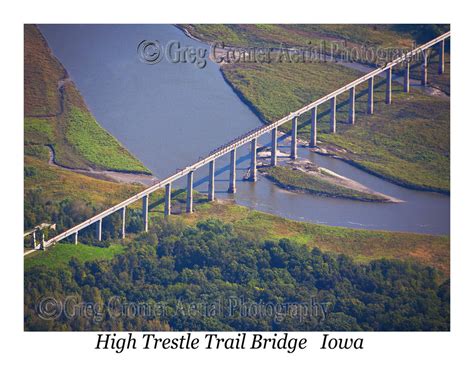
[25,197,449,277]
[24,155,144,208]
[24,25,150,174]
[24,243,125,270]
[262,166,389,202]
[182,24,418,49]
[148,200,450,276]
[220,55,449,192]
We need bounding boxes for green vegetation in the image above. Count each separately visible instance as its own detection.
[172,201,449,276]
[262,166,388,201]
[24,25,150,174]
[24,219,449,331]
[24,243,125,270]
[182,24,419,49]
[186,24,450,192]
[219,56,449,192]
[24,24,151,230]
[65,106,150,173]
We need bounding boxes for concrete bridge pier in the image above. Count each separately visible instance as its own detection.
[228,148,237,193]
[310,106,317,147]
[96,219,102,241]
[164,183,172,216]
[32,230,36,249]
[40,231,45,250]
[271,127,278,166]
[208,161,215,201]
[330,97,337,133]
[165,183,172,215]
[385,67,392,104]
[348,87,355,125]
[121,207,126,238]
[74,231,78,245]
[142,195,149,232]
[404,61,410,93]
[250,138,257,182]
[421,52,428,86]
[186,171,194,213]
[291,117,298,159]
[438,40,445,74]
[367,77,374,114]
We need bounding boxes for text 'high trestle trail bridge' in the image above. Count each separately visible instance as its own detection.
[26,31,451,254]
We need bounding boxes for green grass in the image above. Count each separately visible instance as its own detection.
[24,25,151,174]
[263,166,387,201]
[24,243,125,270]
[183,24,418,49]
[221,55,449,192]
[24,118,54,144]
[65,106,150,173]
[167,200,449,276]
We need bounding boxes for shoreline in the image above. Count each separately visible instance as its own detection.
[45,144,158,186]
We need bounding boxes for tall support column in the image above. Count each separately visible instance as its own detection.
[348,87,355,125]
[438,40,445,74]
[74,231,78,245]
[404,61,410,93]
[40,231,45,251]
[32,230,36,249]
[271,127,278,166]
[290,117,298,159]
[421,52,428,86]
[142,195,149,232]
[208,161,215,201]
[250,138,257,182]
[121,207,126,238]
[186,171,194,213]
[310,106,318,147]
[228,148,237,193]
[385,67,392,104]
[96,219,102,241]
[330,97,337,133]
[165,183,172,216]
[367,77,374,114]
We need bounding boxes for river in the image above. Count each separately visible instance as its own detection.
[38,24,449,235]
